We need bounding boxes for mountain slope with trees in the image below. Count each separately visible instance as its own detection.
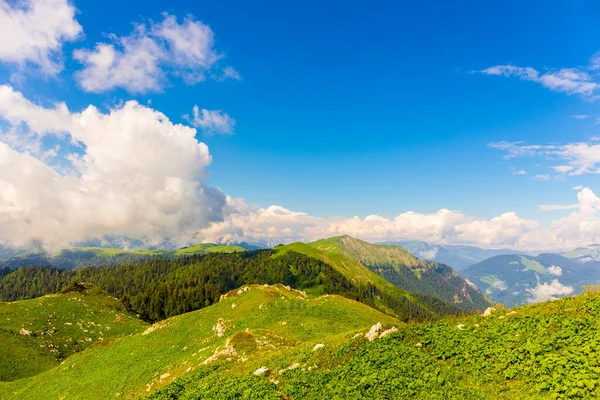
[0,248,462,323]
[307,236,490,312]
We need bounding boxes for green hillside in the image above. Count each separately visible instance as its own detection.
[0,286,148,381]
[306,236,490,312]
[274,242,465,319]
[3,285,600,399]
[174,243,246,254]
[0,284,399,399]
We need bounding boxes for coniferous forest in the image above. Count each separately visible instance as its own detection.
[0,250,464,323]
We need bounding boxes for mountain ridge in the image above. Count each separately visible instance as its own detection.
[306,236,491,312]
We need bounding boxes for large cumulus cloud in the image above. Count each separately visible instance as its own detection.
[0,86,225,249]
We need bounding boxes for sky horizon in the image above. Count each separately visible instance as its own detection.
[1,0,600,251]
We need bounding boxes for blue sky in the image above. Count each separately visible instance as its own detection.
[1,0,600,250]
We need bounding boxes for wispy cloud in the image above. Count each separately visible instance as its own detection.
[512,169,527,175]
[533,174,551,181]
[490,140,600,176]
[186,105,235,135]
[538,204,578,212]
[571,114,589,119]
[479,53,600,100]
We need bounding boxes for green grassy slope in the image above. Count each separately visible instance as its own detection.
[174,243,246,254]
[0,284,398,400]
[134,289,600,399]
[274,242,465,319]
[0,287,148,381]
[308,236,490,312]
[6,285,599,399]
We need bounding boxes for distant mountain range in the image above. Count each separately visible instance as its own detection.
[386,240,529,270]
[0,243,247,270]
[461,253,600,306]
[561,244,600,262]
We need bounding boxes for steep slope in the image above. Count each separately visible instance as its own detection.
[392,240,526,270]
[308,236,490,312]
[5,285,600,399]
[0,286,148,381]
[0,243,246,270]
[0,284,399,400]
[151,288,600,399]
[462,253,600,306]
[274,242,464,319]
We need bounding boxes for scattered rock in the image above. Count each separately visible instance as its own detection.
[160,373,170,380]
[213,318,231,337]
[313,343,324,351]
[142,320,168,335]
[19,328,33,336]
[237,287,250,295]
[457,324,466,330]
[231,303,236,309]
[483,307,496,317]
[414,342,423,348]
[254,366,269,376]
[379,326,398,338]
[203,338,238,364]
[365,322,382,341]
[278,363,300,375]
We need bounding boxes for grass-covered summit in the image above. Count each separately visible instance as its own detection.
[280,235,490,312]
[0,285,148,381]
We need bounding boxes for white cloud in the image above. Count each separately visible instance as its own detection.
[571,114,589,119]
[513,169,527,175]
[538,204,578,212]
[195,203,541,250]
[4,87,600,252]
[187,105,235,135]
[0,85,71,133]
[0,87,226,249]
[74,13,232,93]
[219,66,242,81]
[548,265,562,276]
[196,187,600,253]
[480,52,600,99]
[417,248,439,260]
[491,280,508,291]
[533,174,551,181]
[526,279,573,303]
[491,140,600,176]
[0,0,82,74]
